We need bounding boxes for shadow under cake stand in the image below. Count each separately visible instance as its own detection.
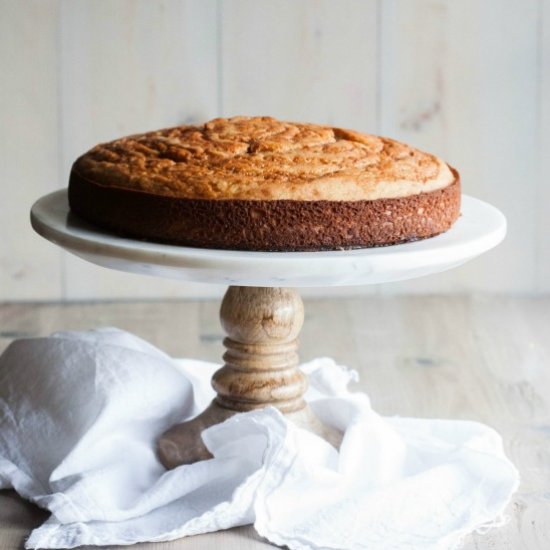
[31,190,506,468]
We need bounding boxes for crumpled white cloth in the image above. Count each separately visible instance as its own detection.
[0,328,519,550]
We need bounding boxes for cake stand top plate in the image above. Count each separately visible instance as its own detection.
[31,190,506,287]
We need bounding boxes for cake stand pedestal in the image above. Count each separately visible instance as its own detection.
[31,191,506,467]
[159,285,341,466]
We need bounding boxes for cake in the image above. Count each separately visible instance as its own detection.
[68,116,461,251]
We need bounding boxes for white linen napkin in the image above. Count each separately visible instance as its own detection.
[0,328,519,550]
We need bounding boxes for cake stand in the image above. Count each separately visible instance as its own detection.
[31,190,506,467]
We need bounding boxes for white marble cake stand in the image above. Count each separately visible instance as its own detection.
[31,190,506,467]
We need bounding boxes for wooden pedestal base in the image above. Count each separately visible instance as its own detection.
[157,286,342,468]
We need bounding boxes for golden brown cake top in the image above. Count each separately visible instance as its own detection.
[72,116,455,201]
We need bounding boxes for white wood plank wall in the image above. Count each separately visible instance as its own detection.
[1,0,547,301]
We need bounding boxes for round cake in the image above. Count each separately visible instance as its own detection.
[68,116,461,251]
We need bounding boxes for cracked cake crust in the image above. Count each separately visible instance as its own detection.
[68,116,461,251]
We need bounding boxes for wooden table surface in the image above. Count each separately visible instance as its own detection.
[1,296,549,549]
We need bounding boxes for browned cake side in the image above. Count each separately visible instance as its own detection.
[68,116,461,251]
[68,168,460,251]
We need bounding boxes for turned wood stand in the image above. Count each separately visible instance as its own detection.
[31,191,506,469]
[157,286,341,467]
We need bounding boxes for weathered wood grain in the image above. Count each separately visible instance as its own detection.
[220,0,380,300]
[220,0,379,130]
[378,0,540,294]
[538,0,550,292]
[1,0,548,300]
[58,0,221,300]
[158,287,307,466]
[0,296,549,548]
[0,1,63,301]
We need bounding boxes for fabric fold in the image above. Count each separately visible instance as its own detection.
[0,328,519,550]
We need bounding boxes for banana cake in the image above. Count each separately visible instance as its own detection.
[68,116,461,251]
